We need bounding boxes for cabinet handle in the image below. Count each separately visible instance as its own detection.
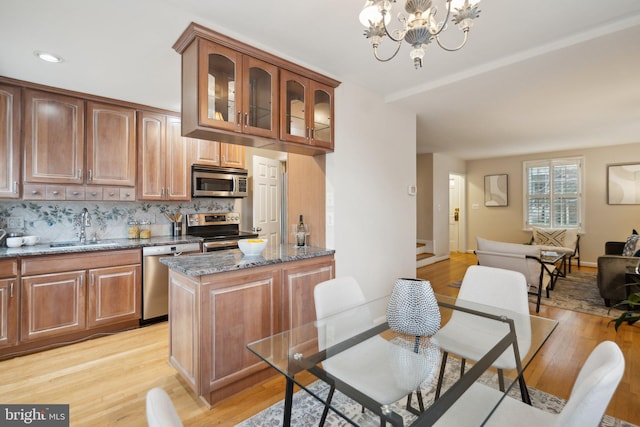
[109,192,115,197]
[72,191,79,196]
[88,169,93,182]
[161,188,164,198]
[91,191,98,196]
[9,282,13,298]
[237,112,242,127]
[13,181,17,193]
[77,169,82,179]
[31,189,39,195]
[311,127,315,140]
[52,191,59,195]
[244,112,249,127]
[307,127,311,140]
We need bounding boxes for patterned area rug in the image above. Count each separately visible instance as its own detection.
[450,271,624,318]
[236,357,637,427]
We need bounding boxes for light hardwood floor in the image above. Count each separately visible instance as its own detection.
[0,253,637,426]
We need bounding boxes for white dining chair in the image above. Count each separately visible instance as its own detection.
[430,265,532,402]
[433,340,625,427]
[314,276,433,426]
[146,387,183,427]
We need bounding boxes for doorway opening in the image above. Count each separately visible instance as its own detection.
[449,173,466,254]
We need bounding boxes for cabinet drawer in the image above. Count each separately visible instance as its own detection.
[119,188,135,201]
[46,185,66,200]
[85,186,103,201]
[103,187,120,201]
[0,259,17,278]
[23,184,46,200]
[66,186,85,200]
[21,249,142,276]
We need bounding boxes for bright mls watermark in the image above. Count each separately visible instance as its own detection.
[0,405,69,426]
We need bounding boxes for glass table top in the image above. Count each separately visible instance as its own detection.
[247,293,558,426]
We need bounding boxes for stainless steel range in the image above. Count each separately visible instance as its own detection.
[186,212,259,252]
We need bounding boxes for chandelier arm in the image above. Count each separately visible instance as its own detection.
[427,1,453,37]
[373,40,404,62]
[434,29,469,52]
[381,10,406,43]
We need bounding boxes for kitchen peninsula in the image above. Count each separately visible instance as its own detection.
[160,245,334,406]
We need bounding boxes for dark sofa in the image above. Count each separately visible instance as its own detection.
[596,241,640,307]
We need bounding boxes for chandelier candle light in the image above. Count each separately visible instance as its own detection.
[359,0,481,68]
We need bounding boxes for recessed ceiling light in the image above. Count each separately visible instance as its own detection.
[34,51,63,63]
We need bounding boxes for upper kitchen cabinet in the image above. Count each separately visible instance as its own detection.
[24,90,136,187]
[0,84,20,199]
[86,102,136,186]
[173,22,339,156]
[280,71,334,150]
[193,40,278,140]
[137,112,190,201]
[191,139,246,169]
[24,89,85,184]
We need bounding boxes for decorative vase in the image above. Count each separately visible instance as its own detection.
[387,278,441,337]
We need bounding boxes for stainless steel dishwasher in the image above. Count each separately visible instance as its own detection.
[142,242,201,323]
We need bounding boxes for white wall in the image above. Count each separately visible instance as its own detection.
[326,82,416,300]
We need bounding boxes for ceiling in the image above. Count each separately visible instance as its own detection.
[2,0,640,160]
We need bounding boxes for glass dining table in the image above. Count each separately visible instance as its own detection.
[247,293,558,426]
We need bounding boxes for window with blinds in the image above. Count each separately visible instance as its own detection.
[524,157,583,229]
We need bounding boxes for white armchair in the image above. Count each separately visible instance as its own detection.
[475,237,556,312]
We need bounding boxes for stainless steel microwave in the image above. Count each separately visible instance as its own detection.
[192,165,248,198]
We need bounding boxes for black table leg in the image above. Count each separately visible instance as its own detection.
[283,377,294,427]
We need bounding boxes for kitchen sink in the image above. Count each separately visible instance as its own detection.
[49,241,119,249]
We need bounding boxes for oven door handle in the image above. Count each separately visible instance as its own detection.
[203,240,239,249]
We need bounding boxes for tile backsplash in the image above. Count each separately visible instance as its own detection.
[0,199,237,243]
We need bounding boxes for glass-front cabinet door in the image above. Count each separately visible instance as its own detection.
[198,40,242,132]
[242,57,278,139]
[310,81,334,149]
[280,70,309,144]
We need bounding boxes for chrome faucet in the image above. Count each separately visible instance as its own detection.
[79,208,91,243]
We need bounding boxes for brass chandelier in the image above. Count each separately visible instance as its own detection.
[359,0,481,69]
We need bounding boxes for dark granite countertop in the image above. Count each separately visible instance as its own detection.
[159,245,335,276]
[0,235,203,258]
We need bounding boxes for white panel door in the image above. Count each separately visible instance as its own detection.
[252,156,282,250]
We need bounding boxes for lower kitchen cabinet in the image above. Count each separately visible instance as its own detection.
[21,271,86,341]
[88,264,141,327]
[0,259,18,348]
[1,249,142,358]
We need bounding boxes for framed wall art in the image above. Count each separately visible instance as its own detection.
[484,174,508,207]
[608,163,640,205]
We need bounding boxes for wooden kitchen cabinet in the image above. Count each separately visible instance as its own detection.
[138,112,190,200]
[18,249,141,346]
[173,23,339,155]
[179,37,278,141]
[168,253,334,405]
[280,70,334,149]
[21,270,86,342]
[191,139,246,169]
[0,259,18,349]
[86,102,136,186]
[87,264,141,328]
[0,84,21,199]
[24,89,85,184]
[23,90,137,199]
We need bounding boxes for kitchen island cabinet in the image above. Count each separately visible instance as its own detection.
[0,259,18,348]
[162,246,334,405]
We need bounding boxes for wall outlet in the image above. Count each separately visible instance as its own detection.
[8,217,24,229]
